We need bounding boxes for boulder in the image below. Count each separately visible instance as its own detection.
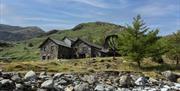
[74,82,90,91]
[119,75,135,87]
[15,83,24,90]
[65,85,74,91]
[148,78,158,85]
[2,73,12,79]
[104,85,115,91]
[160,85,171,91]
[37,88,48,91]
[177,78,180,83]
[82,75,96,84]
[0,79,15,90]
[40,72,47,76]
[135,77,149,86]
[39,72,50,81]
[11,73,22,83]
[24,70,37,81]
[53,84,64,91]
[94,84,105,91]
[23,81,38,91]
[130,74,140,81]
[41,79,54,89]
[174,83,180,88]
[61,79,68,84]
[53,73,64,80]
[161,71,179,82]
[0,69,2,77]
[116,88,131,91]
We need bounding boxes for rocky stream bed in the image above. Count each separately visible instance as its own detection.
[0,70,180,91]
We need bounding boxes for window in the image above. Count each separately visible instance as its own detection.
[82,47,88,53]
[42,47,46,51]
[47,56,50,60]
[51,46,55,50]
[42,56,46,60]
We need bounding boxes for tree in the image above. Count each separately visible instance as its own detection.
[147,38,169,63]
[118,15,160,67]
[105,34,118,60]
[166,30,180,65]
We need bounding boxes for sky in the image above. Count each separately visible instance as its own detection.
[0,0,180,35]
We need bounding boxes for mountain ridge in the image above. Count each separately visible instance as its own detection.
[0,24,45,41]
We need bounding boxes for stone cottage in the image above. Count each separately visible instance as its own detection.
[39,37,109,60]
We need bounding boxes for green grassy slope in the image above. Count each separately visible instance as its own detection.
[0,22,124,61]
[0,57,179,79]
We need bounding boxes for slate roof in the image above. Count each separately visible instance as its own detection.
[51,38,71,48]
[71,38,102,49]
[62,37,77,42]
[39,37,71,48]
[39,37,103,49]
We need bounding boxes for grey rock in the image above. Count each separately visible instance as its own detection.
[11,74,22,83]
[161,71,178,82]
[149,78,158,84]
[135,77,149,86]
[0,69,2,77]
[23,81,38,91]
[130,74,140,81]
[24,81,32,86]
[2,73,12,79]
[174,83,180,88]
[15,83,24,90]
[95,84,105,91]
[64,74,74,81]
[41,79,54,89]
[119,75,135,87]
[58,79,68,85]
[65,85,74,91]
[160,85,171,91]
[177,78,180,83]
[104,85,114,91]
[24,70,37,81]
[74,82,90,91]
[40,72,47,76]
[116,88,131,91]
[53,73,64,79]
[0,79,15,90]
[53,84,64,91]
[37,88,48,91]
[39,72,50,81]
[82,75,96,84]
[1,79,11,84]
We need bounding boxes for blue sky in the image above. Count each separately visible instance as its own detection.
[0,0,179,35]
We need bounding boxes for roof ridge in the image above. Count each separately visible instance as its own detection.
[49,38,71,48]
[75,38,102,49]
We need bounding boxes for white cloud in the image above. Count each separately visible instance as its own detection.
[134,3,177,17]
[34,0,109,8]
[71,0,108,8]
[37,23,75,31]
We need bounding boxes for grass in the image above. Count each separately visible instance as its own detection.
[0,57,179,79]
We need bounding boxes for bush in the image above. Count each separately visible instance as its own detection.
[28,43,33,47]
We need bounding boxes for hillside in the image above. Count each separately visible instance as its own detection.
[0,24,45,41]
[0,22,124,61]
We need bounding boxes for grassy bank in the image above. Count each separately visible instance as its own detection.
[0,57,179,79]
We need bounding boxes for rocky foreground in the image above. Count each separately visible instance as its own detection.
[0,70,180,91]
